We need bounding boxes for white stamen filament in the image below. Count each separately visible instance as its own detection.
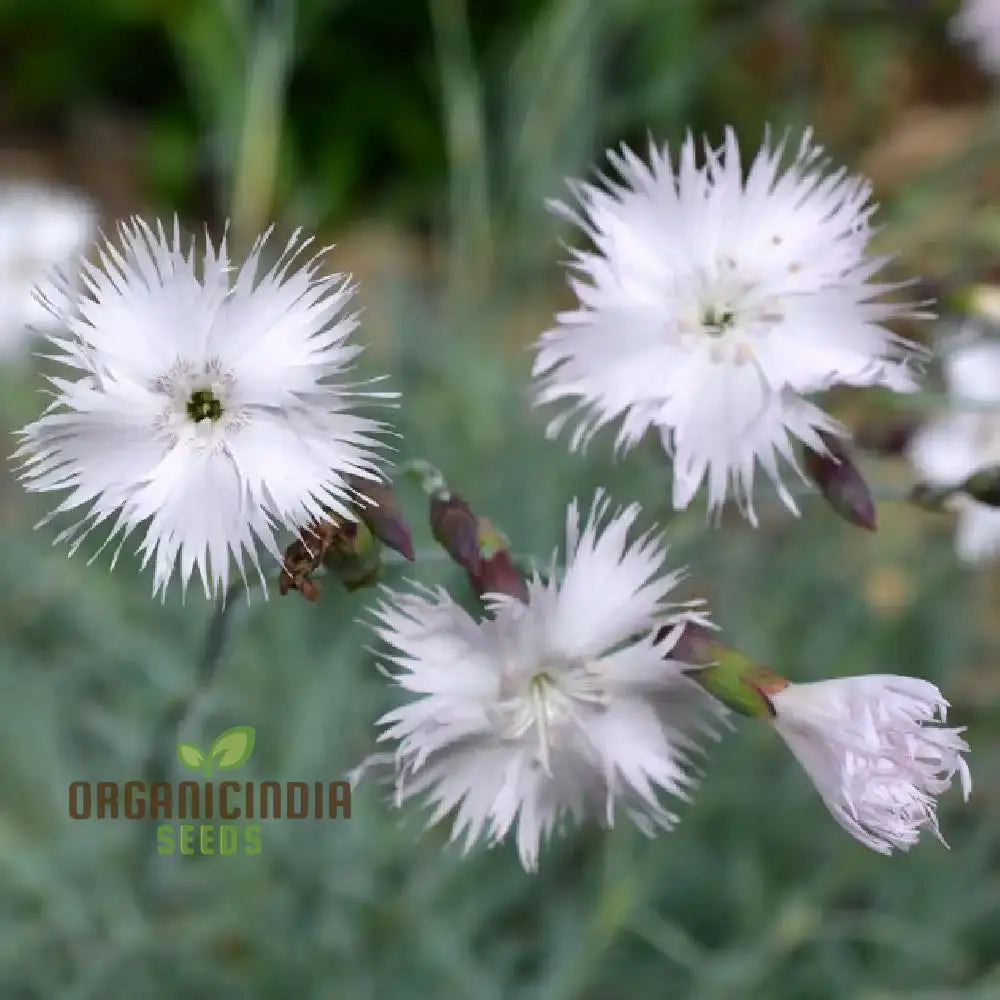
[530,675,553,775]
[498,663,612,775]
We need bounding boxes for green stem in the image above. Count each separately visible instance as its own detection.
[139,579,246,898]
[399,458,451,499]
[430,0,492,302]
[229,0,295,253]
[196,577,246,684]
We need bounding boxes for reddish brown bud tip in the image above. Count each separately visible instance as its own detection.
[802,432,877,532]
[430,494,482,575]
[353,479,415,561]
[375,521,415,561]
[473,550,529,603]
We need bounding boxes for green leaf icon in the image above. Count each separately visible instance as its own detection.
[177,743,206,770]
[210,725,256,771]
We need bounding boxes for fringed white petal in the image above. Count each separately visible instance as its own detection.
[533,129,923,521]
[14,218,394,598]
[354,496,720,871]
[772,675,971,854]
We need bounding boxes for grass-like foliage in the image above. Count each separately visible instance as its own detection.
[0,0,998,997]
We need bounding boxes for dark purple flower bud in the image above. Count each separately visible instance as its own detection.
[430,494,482,577]
[802,431,876,532]
[351,478,415,561]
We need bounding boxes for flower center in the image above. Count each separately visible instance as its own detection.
[499,662,609,773]
[152,357,244,448]
[186,387,224,423]
[673,258,785,362]
[700,305,738,337]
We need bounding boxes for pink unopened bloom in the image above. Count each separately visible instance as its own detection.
[770,675,971,854]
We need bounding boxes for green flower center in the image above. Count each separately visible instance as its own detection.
[186,388,223,423]
[701,305,736,336]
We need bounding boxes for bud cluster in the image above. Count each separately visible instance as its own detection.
[279,479,415,601]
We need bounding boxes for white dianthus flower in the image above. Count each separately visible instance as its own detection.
[0,182,96,357]
[908,333,1000,563]
[14,218,393,598]
[952,0,1000,76]
[770,675,971,854]
[356,495,722,871]
[533,128,923,523]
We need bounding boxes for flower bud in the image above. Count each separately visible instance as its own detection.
[769,675,970,854]
[350,478,415,561]
[802,431,876,532]
[472,517,528,602]
[405,458,528,602]
[667,621,788,719]
[279,520,338,600]
[323,520,383,592]
[430,494,482,577]
[961,465,1000,508]
[279,517,383,599]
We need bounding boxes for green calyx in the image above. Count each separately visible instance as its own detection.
[323,520,383,591]
[674,626,788,719]
[476,517,509,560]
[963,466,1000,508]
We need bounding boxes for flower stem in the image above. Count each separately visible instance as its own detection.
[229,0,295,253]
[196,578,246,684]
[138,579,246,900]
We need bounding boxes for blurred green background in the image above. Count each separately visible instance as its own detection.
[2,0,1000,997]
